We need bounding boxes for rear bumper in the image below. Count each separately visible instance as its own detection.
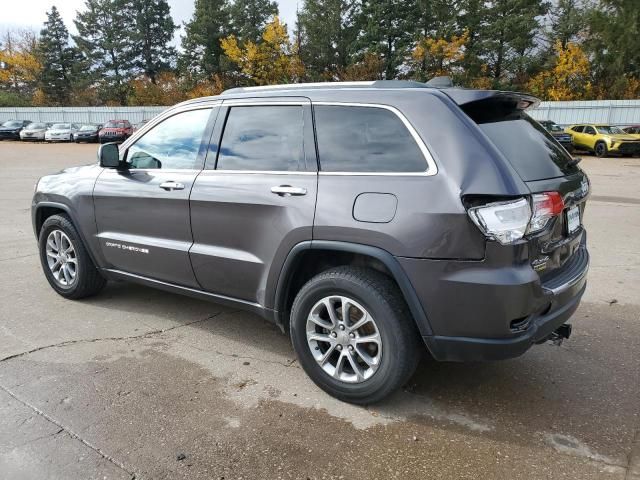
[399,238,589,362]
[424,281,586,361]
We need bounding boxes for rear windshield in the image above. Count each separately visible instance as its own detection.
[467,107,578,181]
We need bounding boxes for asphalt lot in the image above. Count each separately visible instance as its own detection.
[0,141,639,480]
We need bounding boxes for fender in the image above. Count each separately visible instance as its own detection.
[32,201,104,271]
[273,240,434,336]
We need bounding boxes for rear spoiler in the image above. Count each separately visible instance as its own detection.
[442,89,541,124]
[442,89,540,110]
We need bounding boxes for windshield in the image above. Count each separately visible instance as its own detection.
[2,121,22,128]
[542,122,563,132]
[27,123,47,129]
[105,121,126,128]
[596,126,624,135]
[51,123,71,130]
[80,125,97,131]
[473,111,578,181]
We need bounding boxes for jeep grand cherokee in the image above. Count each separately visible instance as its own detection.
[32,81,589,404]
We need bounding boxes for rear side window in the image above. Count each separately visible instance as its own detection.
[470,109,578,181]
[216,106,304,171]
[584,126,596,135]
[314,105,427,173]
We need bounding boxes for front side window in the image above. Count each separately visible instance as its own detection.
[314,105,427,173]
[126,108,212,170]
[584,126,596,135]
[216,106,305,171]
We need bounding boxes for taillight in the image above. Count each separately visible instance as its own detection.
[468,198,531,245]
[528,192,564,233]
[468,192,564,244]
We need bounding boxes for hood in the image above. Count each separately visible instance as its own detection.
[608,134,639,142]
[48,129,72,134]
[55,164,101,175]
[25,128,47,132]
[100,127,127,132]
[0,126,21,131]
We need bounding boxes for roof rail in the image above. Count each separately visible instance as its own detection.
[221,80,431,95]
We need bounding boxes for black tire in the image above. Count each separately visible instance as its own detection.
[38,214,106,299]
[290,266,421,404]
[595,141,608,158]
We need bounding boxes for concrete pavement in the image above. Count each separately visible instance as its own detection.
[0,142,638,479]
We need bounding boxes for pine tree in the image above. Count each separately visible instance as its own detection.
[547,0,587,48]
[296,0,359,80]
[178,0,232,79]
[355,0,416,79]
[482,0,549,86]
[37,6,76,105]
[73,0,137,105]
[230,0,279,44]
[131,0,177,83]
[589,0,640,97]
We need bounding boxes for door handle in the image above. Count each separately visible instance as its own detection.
[271,185,307,196]
[159,181,185,191]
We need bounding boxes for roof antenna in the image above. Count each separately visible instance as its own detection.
[425,76,453,88]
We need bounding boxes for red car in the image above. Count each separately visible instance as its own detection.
[99,120,133,144]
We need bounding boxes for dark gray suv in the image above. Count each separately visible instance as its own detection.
[32,81,590,403]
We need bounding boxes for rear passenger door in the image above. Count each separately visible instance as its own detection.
[189,98,317,308]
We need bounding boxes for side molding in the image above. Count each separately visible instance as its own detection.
[274,240,433,336]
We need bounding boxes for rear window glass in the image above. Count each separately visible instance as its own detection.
[314,105,427,173]
[472,110,578,181]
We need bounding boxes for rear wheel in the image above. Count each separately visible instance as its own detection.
[38,214,106,299]
[595,141,608,158]
[290,267,421,404]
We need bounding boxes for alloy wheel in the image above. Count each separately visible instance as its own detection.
[306,295,382,383]
[45,229,78,287]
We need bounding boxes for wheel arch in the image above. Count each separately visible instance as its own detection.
[33,202,102,270]
[273,240,433,336]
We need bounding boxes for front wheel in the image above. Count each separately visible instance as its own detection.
[290,267,421,404]
[595,141,608,158]
[38,214,106,299]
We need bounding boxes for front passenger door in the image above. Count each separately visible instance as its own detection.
[94,106,217,287]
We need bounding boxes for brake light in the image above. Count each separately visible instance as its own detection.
[528,192,564,233]
[467,192,564,245]
[468,198,531,245]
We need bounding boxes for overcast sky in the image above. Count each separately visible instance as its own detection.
[0,0,300,44]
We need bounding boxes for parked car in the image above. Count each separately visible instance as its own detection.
[32,81,590,403]
[622,126,640,139]
[73,124,101,143]
[99,120,133,143]
[45,123,79,142]
[133,119,149,132]
[19,122,49,141]
[565,124,640,157]
[539,120,574,152]
[0,120,32,140]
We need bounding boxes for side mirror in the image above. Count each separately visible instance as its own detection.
[98,143,121,168]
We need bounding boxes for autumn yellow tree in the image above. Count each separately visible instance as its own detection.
[0,30,42,99]
[221,16,304,85]
[411,31,469,81]
[528,41,592,100]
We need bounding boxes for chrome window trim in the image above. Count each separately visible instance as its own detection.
[221,99,309,106]
[199,170,316,176]
[214,102,310,173]
[119,103,221,152]
[312,102,438,177]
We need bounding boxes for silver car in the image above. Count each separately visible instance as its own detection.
[45,123,79,142]
[20,122,49,141]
